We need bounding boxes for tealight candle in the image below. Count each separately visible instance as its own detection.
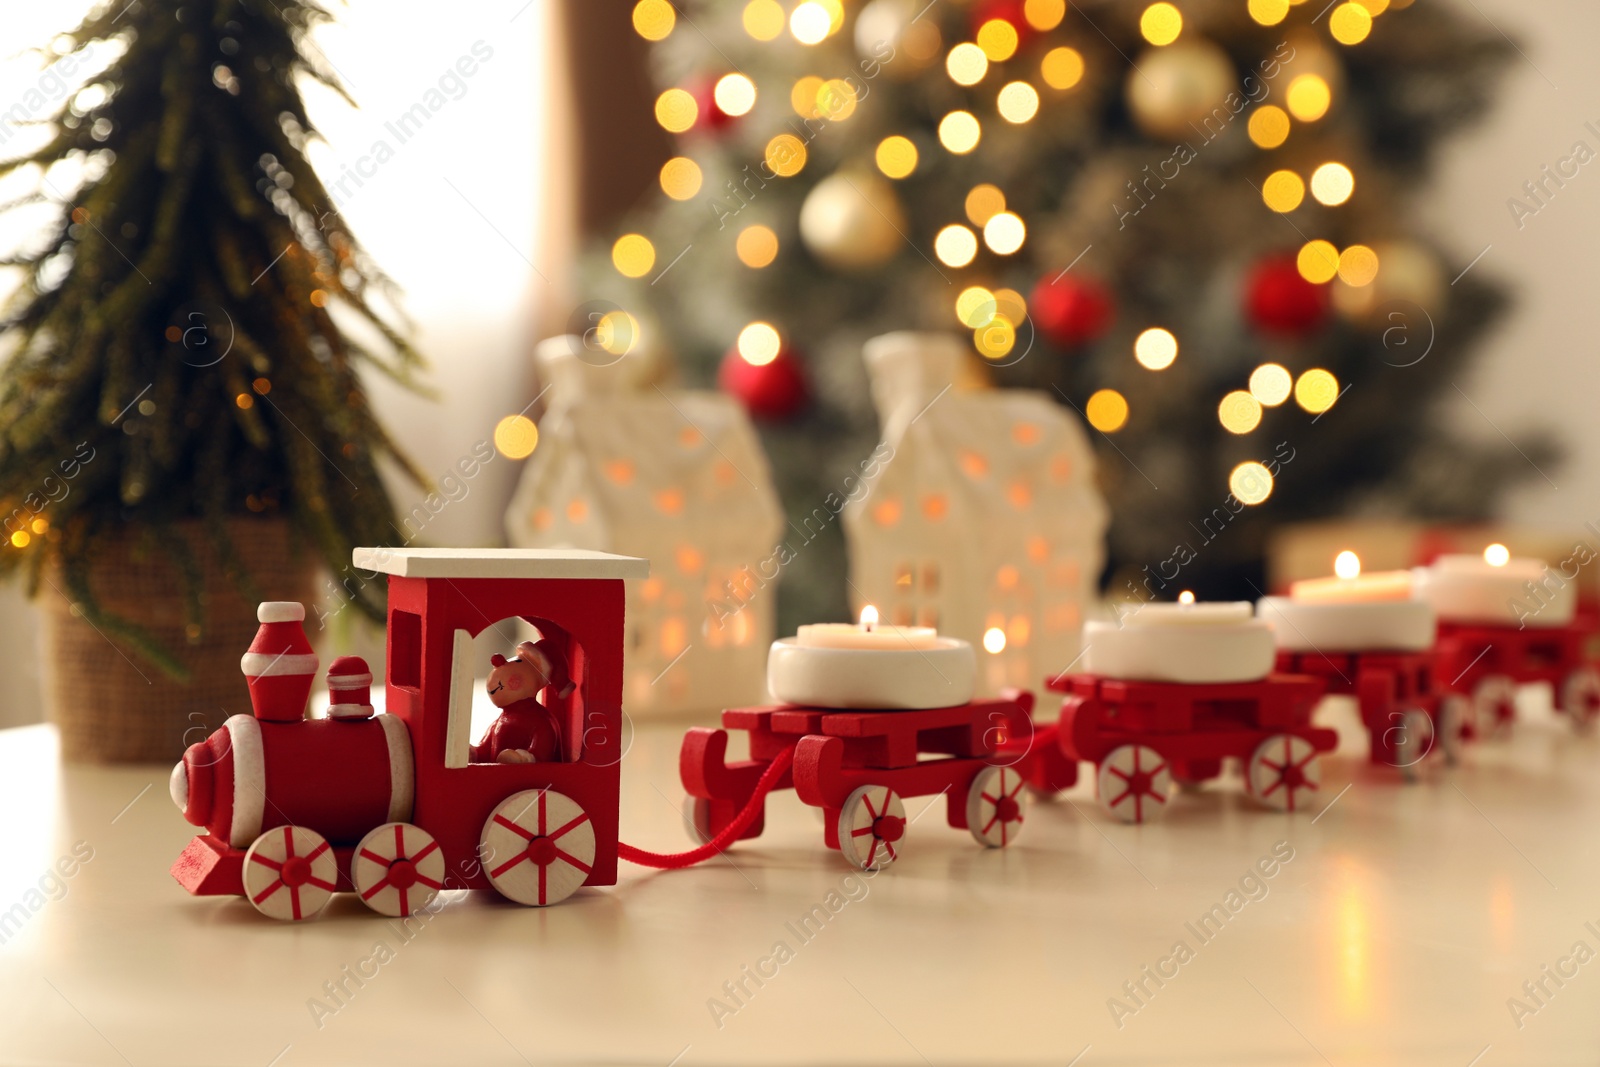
[769,607,975,709]
[1412,546,1574,627]
[1259,552,1434,652]
[1081,595,1275,684]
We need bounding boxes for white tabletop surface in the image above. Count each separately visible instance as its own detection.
[2,691,1597,1067]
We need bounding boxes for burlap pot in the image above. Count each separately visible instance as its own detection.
[40,518,318,763]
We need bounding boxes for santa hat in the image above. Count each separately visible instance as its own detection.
[240,602,318,722]
[326,655,374,721]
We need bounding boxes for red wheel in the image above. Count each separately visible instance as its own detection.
[352,822,445,917]
[837,785,906,871]
[1470,675,1517,738]
[481,789,596,907]
[1246,734,1322,812]
[966,766,1026,848]
[1095,744,1172,824]
[1560,666,1600,731]
[1439,697,1469,766]
[242,826,337,922]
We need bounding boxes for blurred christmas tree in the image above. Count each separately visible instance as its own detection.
[583,0,1541,630]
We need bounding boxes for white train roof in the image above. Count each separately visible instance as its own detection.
[352,547,650,580]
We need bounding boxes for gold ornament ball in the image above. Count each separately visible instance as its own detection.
[1124,40,1236,140]
[798,171,906,270]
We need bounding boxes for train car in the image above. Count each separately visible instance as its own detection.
[1276,649,1454,777]
[1434,614,1600,736]
[169,547,648,919]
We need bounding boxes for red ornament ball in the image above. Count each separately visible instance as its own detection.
[1244,255,1330,337]
[719,344,808,421]
[1030,274,1116,347]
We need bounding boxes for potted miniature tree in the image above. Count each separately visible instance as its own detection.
[0,0,423,760]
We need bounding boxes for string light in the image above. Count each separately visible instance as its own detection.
[1310,162,1355,205]
[714,74,757,117]
[876,135,919,179]
[1134,327,1178,370]
[612,234,656,278]
[997,81,1040,123]
[743,0,784,40]
[1041,47,1085,89]
[1329,2,1373,45]
[1248,105,1290,148]
[1086,389,1129,432]
[632,0,675,41]
[10,531,29,548]
[1297,239,1340,283]
[1140,3,1183,45]
[957,286,998,328]
[1219,390,1264,434]
[934,224,978,267]
[765,133,807,176]
[965,183,1006,226]
[736,225,779,268]
[1294,368,1341,413]
[1230,462,1274,505]
[494,415,539,460]
[947,43,989,86]
[1338,244,1380,286]
[817,78,858,120]
[975,316,1016,359]
[654,88,697,132]
[983,212,1026,255]
[976,19,1019,61]
[790,2,830,44]
[659,157,702,200]
[1287,75,1331,121]
[791,76,824,118]
[1262,170,1305,212]
[1250,363,1293,406]
[738,322,782,365]
[1025,0,1066,31]
[938,110,982,153]
[1248,0,1290,25]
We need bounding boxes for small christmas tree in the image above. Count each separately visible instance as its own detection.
[0,0,423,671]
[585,0,1542,631]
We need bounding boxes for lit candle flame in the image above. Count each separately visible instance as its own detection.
[983,626,1007,654]
[1484,543,1510,567]
[1178,590,1195,605]
[1334,550,1361,580]
[859,604,879,631]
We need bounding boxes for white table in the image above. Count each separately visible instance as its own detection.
[0,694,1595,1066]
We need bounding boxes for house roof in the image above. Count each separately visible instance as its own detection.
[352,547,650,580]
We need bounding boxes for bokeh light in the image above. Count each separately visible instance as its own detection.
[632,0,675,41]
[1250,363,1293,406]
[1140,2,1183,45]
[1329,2,1373,45]
[738,322,782,365]
[965,183,1006,225]
[947,42,989,86]
[654,88,698,132]
[939,110,982,153]
[1294,368,1341,413]
[1219,390,1264,434]
[736,225,779,268]
[659,157,702,200]
[1230,461,1274,505]
[957,286,998,328]
[1041,47,1085,89]
[612,234,656,278]
[494,415,539,460]
[765,133,807,176]
[1134,327,1178,370]
[983,212,1026,254]
[1297,239,1340,283]
[791,75,824,117]
[596,311,639,355]
[714,73,757,117]
[1248,0,1290,25]
[876,135,919,178]
[1025,0,1066,30]
[1287,75,1332,121]
[976,18,1019,61]
[1310,162,1355,205]
[1248,105,1291,148]
[1338,244,1380,286]
[998,81,1041,123]
[790,1,831,44]
[934,224,979,267]
[817,78,858,120]
[1262,169,1305,212]
[975,315,1016,359]
[743,0,784,40]
[1086,389,1130,432]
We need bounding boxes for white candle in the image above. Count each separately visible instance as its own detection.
[1413,547,1574,628]
[1258,552,1435,652]
[1083,596,1275,684]
[769,607,974,709]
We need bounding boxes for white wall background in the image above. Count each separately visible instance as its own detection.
[0,0,556,728]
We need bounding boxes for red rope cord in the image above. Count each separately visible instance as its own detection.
[617,745,797,870]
